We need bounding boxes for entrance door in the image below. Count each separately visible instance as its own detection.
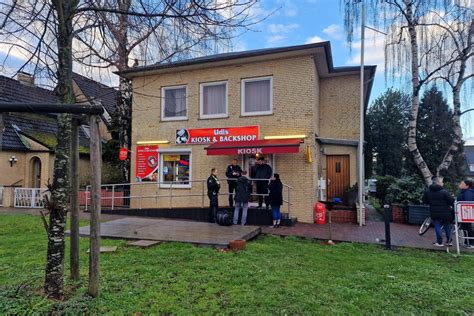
[242,154,274,205]
[29,157,42,188]
[326,155,350,200]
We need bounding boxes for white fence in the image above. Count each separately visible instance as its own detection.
[14,188,48,208]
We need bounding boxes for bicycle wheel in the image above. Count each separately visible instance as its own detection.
[419,216,431,236]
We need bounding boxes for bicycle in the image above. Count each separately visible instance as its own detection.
[419,216,466,245]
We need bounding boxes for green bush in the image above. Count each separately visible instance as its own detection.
[386,176,425,205]
[374,175,395,203]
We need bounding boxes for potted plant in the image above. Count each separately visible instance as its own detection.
[343,183,358,207]
[385,176,426,224]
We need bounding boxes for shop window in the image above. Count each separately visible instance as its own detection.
[161,85,187,121]
[241,76,273,116]
[160,152,191,188]
[200,81,228,118]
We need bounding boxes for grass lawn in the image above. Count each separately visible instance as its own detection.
[1,214,473,315]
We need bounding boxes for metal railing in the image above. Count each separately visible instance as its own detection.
[85,178,293,217]
[14,187,49,208]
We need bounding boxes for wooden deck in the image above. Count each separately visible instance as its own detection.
[76,217,261,247]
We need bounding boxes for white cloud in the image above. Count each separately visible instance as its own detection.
[323,24,344,40]
[267,23,299,34]
[305,35,325,44]
[267,35,285,45]
[345,29,386,71]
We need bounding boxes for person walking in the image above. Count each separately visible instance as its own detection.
[207,168,220,223]
[423,177,455,247]
[233,170,252,225]
[255,157,272,210]
[457,179,474,248]
[268,173,283,228]
[225,158,242,208]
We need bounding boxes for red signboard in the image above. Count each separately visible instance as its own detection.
[176,126,259,145]
[118,147,128,161]
[457,203,474,223]
[135,145,159,180]
[205,139,301,156]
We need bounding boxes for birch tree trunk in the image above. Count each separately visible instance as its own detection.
[44,0,77,299]
[405,1,433,186]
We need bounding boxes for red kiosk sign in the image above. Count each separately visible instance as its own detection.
[135,145,159,179]
[176,126,259,145]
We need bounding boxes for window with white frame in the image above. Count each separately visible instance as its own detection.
[241,76,273,116]
[161,85,187,120]
[160,151,191,188]
[200,81,228,118]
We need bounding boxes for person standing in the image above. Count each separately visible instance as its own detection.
[233,170,252,225]
[255,157,272,210]
[225,158,242,208]
[423,177,455,247]
[457,179,474,249]
[268,173,283,228]
[207,168,220,223]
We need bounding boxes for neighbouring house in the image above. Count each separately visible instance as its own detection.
[0,72,118,207]
[117,42,376,223]
[464,138,474,177]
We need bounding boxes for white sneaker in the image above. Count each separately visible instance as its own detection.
[433,242,444,247]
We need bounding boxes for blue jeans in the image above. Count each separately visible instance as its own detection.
[234,202,249,225]
[271,205,281,221]
[434,219,452,244]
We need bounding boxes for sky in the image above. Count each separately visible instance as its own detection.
[0,0,472,137]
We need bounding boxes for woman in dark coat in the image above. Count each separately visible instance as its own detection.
[268,173,283,228]
[422,177,455,246]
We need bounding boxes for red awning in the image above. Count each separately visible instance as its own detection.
[204,139,301,156]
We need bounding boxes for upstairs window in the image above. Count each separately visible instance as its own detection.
[200,81,228,119]
[241,76,273,116]
[161,85,187,121]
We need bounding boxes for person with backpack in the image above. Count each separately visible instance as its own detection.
[207,168,220,223]
[457,179,474,249]
[268,173,283,228]
[233,170,252,225]
[423,177,455,247]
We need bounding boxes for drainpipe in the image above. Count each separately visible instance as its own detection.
[358,0,366,226]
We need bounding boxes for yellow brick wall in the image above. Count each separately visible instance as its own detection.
[131,55,318,222]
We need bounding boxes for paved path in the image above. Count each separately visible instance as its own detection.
[262,221,474,253]
[76,217,261,247]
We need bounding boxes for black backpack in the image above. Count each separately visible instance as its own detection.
[216,210,233,226]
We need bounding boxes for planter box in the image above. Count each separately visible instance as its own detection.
[391,203,406,224]
[407,204,430,225]
[331,209,368,223]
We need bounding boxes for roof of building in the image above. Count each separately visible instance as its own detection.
[116,41,376,109]
[72,72,119,116]
[464,137,474,147]
[0,75,90,153]
[465,145,474,176]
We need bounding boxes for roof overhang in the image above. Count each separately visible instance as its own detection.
[205,139,301,156]
[316,137,359,147]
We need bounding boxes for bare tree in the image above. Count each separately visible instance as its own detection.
[74,0,257,182]
[0,0,259,299]
[342,0,473,185]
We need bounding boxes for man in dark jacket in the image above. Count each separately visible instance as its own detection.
[255,157,272,210]
[423,177,455,247]
[225,158,242,208]
[233,171,252,225]
[457,179,474,248]
[207,168,220,223]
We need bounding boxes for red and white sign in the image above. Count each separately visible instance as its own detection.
[456,202,474,223]
[135,145,159,179]
[205,139,301,156]
[176,126,259,145]
[118,147,128,161]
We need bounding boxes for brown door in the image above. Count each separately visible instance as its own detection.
[326,155,350,200]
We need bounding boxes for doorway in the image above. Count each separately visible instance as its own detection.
[29,157,42,188]
[326,155,350,200]
[242,154,274,206]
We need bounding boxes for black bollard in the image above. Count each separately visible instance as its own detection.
[383,204,392,250]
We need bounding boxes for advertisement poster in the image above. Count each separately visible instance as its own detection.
[176,126,259,144]
[135,145,159,180]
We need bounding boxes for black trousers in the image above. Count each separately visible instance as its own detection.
[208,193,218,223]
[256,181,269,208]
[228,181,237,208]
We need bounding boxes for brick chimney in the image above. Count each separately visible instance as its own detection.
[17,72,35,86]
